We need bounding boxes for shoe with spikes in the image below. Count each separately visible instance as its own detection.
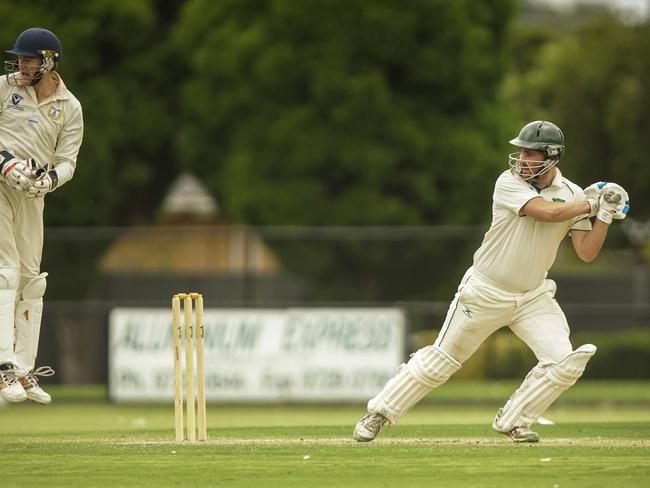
[0,363,27,403]
[19,366,55,405]
[498,426,540,443]
[492,408,540,443]
[353,413,388,442]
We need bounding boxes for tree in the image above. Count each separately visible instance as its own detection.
[503,16,650,218]
[0,0,186,302]
[175,0,516,226]
[0,0,184,225]
[174,0,517,301]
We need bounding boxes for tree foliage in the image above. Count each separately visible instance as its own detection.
[0,0,183,225]
[503,16,650,218]
[2,1,646,228]
[175,0,516,226]
[3,1,647,302]
[169,0,518,301]
[1,0,519,300]
[0,0,521,228]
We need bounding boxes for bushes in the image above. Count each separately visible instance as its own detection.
[575,329,650,379]
[411,328,649,379]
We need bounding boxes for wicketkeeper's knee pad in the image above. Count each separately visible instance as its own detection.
[367,346,461,424]
[14,273,47,372]
[494,344,596,431]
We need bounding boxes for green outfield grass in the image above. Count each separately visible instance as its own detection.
[2,380,649,488]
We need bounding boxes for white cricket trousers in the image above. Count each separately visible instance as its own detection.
[0,183,45,367]
[435,267,573,365]
[0,183,44,279]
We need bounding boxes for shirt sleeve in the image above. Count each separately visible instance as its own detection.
[569,186,593,232]
[493,172,540,215]
[53,98,84,187]
[0,77,10,114]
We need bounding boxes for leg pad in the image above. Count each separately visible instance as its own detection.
[494,344,596,431]
[368,346,461,424]
[14,273,47,372]
[0,267,20,365]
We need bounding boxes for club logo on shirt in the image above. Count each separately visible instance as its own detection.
[8,93,24,111]
[552,197,566,202]
[462,306,473,318]
[47,106,63,121]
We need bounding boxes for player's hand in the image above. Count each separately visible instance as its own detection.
[0,151,39,192]
[583,181,606,217]
[26,170,58,199]
[596,183,629,224]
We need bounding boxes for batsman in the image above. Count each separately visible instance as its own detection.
[0,28,83,403]
[354,120,629,443]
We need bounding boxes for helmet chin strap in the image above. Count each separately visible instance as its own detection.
[530,160,558,187]
[529,165,547,184]
[29,70,44,86]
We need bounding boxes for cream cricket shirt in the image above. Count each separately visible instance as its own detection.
[472,169,591,293]
[0,73,83,187]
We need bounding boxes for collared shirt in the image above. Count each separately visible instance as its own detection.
[472,169,592,292]
[0,73,83,187]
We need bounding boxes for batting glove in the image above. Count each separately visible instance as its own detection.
[583,181,607,217]
[596,183,629,224]
[26,170,58,199]
[0,150,38,192]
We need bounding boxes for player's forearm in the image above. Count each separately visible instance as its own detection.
[554,201,591,222]
[525,199,590,223]
[574,220,609,262]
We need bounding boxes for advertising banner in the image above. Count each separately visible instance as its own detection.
[109,308,406,402]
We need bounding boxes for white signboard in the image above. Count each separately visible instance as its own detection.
[108,308,406,402]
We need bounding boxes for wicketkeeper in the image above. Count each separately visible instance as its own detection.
[354,120,629,443]
[0,28,83,403]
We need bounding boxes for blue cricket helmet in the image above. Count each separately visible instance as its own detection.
[6,27,62,61]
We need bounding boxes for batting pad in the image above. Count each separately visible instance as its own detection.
[367,345,461,424]
[494,344,597,431]
[0,267,19,364]
[14,273,47,372]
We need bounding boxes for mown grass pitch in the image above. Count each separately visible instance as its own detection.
[2,381,649,488]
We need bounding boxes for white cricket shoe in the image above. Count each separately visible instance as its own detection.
[496,426,540,443]
[492,409,540,443]
[19,366,55,405]
[353,413,388,442]
[0,363,27,403]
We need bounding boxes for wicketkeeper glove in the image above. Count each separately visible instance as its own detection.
[0,150,39,192]
[26,169,58,199]
[596,183,629,224]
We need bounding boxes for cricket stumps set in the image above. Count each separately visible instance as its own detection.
[172,292,207,442]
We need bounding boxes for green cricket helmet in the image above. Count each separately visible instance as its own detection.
[508,120,565,182]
